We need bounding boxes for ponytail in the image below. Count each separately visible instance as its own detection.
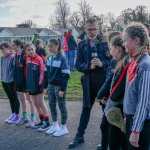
[49,38,61,52]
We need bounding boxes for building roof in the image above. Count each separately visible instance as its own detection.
[0,27,59,36]
[53,28,68,35]
[42,28,57,35]
[0,27,5,33]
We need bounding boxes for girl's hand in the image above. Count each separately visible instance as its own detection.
[59,91,64,97]
[99,98,107,104]
[43,89,48,95]
[129,132,139,148]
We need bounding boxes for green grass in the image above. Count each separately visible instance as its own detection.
[0,71,83,100]
[66,71,83,100]
[0,47,83,100]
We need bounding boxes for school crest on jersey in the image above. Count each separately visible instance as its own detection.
[19,64,23,67]
[32,64,37,70]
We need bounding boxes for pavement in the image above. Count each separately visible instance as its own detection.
[0,98,103,150]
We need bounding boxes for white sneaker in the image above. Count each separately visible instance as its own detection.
[37,121,50,132]
[46,123,59,134]
[5,113,15,123]
[16,116,29,125]
[53,125,68,137]
[8,114,20,124]
[26,117,37,128]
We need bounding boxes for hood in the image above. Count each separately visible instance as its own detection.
[65,33,72,39]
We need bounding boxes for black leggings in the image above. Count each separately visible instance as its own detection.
[109,124,128,150]
[126,116,150,150]
[100,115,110,150]
[2,82,20,114]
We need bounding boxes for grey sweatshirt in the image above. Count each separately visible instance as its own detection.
[124,52,150,132]
[0,53,15,83]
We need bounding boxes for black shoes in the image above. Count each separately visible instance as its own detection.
[68,136,85,149]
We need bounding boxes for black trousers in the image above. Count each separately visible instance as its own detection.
[77,84,98,137]
[109,124,128,150]
[100,115,110,150]
[126,116,150,150]
[2,82,20,114]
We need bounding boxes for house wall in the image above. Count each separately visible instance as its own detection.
[72,29,79,40]
[40,35,62,44]
[0,28,61,44]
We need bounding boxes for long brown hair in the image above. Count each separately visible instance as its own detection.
[110,35,129,73]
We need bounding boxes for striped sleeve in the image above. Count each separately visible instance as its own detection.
[60,57,70,91]
[39,57,45,85]
[132,70,150,132]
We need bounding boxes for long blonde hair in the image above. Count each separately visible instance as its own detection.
[123,22,150,75]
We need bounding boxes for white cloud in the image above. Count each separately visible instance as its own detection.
[0,0,150,27]
[0,0,17,4]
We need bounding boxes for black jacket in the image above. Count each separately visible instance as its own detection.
[36,47,47,63]
[43,52,70,92]
[66,34,77,50]
[26,54,44,93]
[109,66,127,102]
[75,38,110,108]
[97,59,116,99]
[13,52,27,85]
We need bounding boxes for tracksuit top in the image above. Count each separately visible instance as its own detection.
[36,47,47,63]
[26,54,44,93]
[62,37,68,51]
[43,52,70,92]
[13,52,28,85]
[0,53,14,83]
[124,52,150,132]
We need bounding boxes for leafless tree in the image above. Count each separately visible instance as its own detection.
[134,5,149,23]
[120,5,150,25]
[69,11,81,28]
[120,8,134,24]
[16,20,34,28]
[78,0,93,27]
[54,0,70,28]
[48,16,58,29]
[106,12,116,29]
[93,14,105,29]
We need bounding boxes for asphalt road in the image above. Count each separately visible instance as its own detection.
[0,99,103,150]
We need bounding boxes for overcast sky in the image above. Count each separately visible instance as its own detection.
[0,0,150,27]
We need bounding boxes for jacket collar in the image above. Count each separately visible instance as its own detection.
[51,52,62,59]
[84,36,101,46]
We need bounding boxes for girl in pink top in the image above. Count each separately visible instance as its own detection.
[62,32,69,64]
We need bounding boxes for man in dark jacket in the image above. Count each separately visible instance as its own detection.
[66,29,77,71]
[68,18,110,149]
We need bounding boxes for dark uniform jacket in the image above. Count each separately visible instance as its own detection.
[26,54,44,93]
[13,52,28,86]
[43,52,70,92]
[97,59,116,99]
[75,37,110,108]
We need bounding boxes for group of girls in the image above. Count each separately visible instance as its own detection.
[0,38,70,137]
[97,22,150,150]
[0,21,150,149]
